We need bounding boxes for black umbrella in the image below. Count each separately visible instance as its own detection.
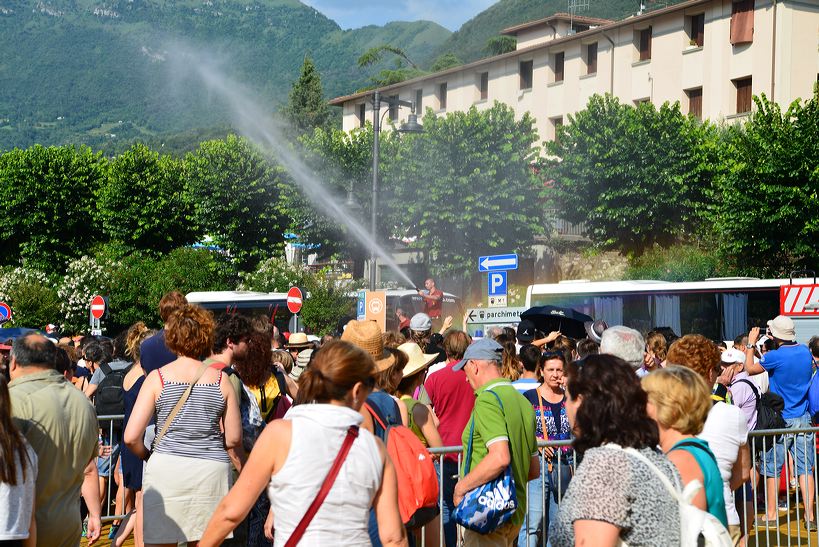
[520,305,593,340]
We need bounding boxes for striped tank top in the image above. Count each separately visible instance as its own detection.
[153,369,230,463]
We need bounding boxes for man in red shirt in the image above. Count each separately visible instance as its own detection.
[425,330,474,547]
[418,278,443,329]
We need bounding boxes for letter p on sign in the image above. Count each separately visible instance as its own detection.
[488,272,507,296]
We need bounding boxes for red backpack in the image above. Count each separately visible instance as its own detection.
[365,403,440,528]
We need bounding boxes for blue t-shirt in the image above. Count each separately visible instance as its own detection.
[760,344,813,419]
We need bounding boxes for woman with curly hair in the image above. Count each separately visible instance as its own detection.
[551,354,681,546]
[124,304,242,546]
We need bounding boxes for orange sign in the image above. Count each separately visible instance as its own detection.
[365,291,387,332]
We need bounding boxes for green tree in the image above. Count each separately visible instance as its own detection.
[384,102,544,278]
[705,92,819,276]
[105,248,236,330]
[293,126,388,273]
[485,35,516,56]
[239,256,358,335]
[281,57,332,135]
[357,45,426,89]
[0,145,104,270]
[545,94,716,256]
[430,53,462,72]
[186,135,288,268]
[97,143,197,254]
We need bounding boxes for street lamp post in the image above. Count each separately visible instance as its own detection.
[369,90,423,290]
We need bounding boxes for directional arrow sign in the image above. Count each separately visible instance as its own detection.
[478,254,518,272]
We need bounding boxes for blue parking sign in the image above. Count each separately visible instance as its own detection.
[488,272,507,296]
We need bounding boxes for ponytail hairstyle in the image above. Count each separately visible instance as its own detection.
[296,340,376,405]
[0,376,31,484]
[125,322,153,363]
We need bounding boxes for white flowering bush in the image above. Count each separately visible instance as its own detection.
[58,255,112,334]
[0,266,50,302]
[238,256,310,293]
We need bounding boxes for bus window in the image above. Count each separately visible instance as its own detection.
[748,289,780,331]
[622,294,652,334]
[680,293,719,340]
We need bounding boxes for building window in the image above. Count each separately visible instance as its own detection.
[551,116,564,142]
[414,89,423,114]
[585,42,598,75]
[686,87,703,119]
[388,95,399,121]
[478,72,489,101]
[553,52,565,82]
[357,103,366,128]
[438,83,447,110]
[730,0,754,45]
[636,27,652,61]
[734,77,752,113]
[687,13,705,47]
[519,60,534,90]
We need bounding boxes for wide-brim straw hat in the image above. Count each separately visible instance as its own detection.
[287,332,312,349]
[341,320,395,372]
[397,342,438,378]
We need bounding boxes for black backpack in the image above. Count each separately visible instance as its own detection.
[732,378,787,446]
[95,362,132,420]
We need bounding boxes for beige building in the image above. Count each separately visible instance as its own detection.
[330,0,819,141]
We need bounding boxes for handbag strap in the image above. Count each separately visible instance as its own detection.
[463,387,507,474]
[364,401,389,432]
[154,362,210,448]
[285,425,359,547]
[536,388,549,448]
[604,443,683,497]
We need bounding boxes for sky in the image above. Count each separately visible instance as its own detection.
[300,0,497,31]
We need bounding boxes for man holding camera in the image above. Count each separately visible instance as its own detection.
[744,316,815,530]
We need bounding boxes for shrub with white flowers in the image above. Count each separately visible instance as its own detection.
[238,256,311,293]
[58,256,112,334]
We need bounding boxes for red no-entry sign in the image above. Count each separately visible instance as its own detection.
[90,295,106,319]
[287,287,303,314]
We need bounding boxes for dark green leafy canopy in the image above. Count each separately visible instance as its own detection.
[97,143,197,254]
[485,36,516,56]
[292,126,377,264]
[430,53,463,72]
[282,57,333,135]
[545,94,714,257]
[0,144,104,270]
[185,135,288,268]
[705,91,819,277]
[385,102,544,277]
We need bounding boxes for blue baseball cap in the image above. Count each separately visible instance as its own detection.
[452,338,504,371]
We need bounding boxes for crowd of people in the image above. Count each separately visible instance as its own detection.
[1,288,819,547]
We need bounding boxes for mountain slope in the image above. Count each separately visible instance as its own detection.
[430,0,685,64]
[0,0,449,151]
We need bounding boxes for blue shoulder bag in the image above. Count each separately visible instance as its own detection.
[452,389,518,533]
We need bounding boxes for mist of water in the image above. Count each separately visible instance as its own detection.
[166,45,417,289]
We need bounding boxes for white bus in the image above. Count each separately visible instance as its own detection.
[185,289,462,334]
[525,277,819,343]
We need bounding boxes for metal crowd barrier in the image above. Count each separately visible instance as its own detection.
[428,430,819,547]
[97,414,128,523]
[94,416,819,546]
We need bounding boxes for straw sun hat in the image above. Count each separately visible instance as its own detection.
[397,342,438,378]
[286,332,312,349]
[341,320,396,372]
